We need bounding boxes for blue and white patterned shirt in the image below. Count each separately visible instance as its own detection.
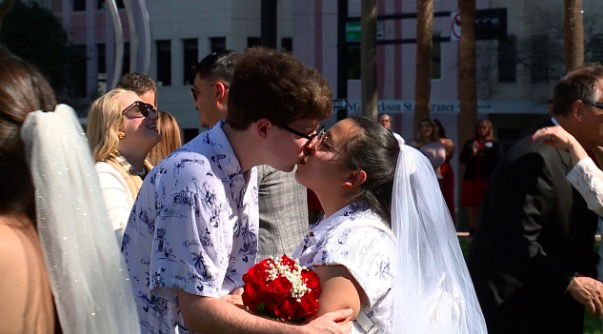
[122,121,258,334]
[292,202,395,334]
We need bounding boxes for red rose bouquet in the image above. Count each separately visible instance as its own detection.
[242,255,321,323]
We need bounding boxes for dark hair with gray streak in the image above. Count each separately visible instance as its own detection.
[552,64,603,116]
[344,117,400,223]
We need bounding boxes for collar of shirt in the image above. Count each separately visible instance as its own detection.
[309,202,371,240]
[205,120,245,181]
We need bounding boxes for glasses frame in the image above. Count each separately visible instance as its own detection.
[584,100,603,110]
[121,101,156,118]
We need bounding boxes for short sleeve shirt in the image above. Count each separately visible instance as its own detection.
[122,121,259,334]
[292,202,395,334]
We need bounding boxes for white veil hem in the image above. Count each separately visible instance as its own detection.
[391,139,486,333]
[21,105,140,333]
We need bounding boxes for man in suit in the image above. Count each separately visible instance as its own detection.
[468,64,603,333]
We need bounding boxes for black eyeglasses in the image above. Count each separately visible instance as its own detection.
[584,100,603,110]
[281,124,339,153]
[122,101,156,118]
[280,124,325,141]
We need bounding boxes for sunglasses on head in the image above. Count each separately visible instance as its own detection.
[122,101,156,118]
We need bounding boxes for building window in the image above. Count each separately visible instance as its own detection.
[281,37,292,52]
[73,44,87,97]
[97,43,106,74]
[588,34,603,64]
[247,37,262,48]
[347,45,360,80]
[183,39,198,85]
[122,42,130,75]
[498,35,516,82]
[529,34,549,83]
[97,0,124,10]
[73,0,85,11]
[431,33,442,80]
[210,37,226,52]
[156,40,171,86]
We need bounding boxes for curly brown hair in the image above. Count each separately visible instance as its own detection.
[226,47,332,130]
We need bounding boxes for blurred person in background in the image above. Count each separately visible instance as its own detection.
[460,119,501,234]
[87,88,160,243]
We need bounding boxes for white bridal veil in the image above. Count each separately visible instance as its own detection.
[21,105,140,333]
[391,142,487,333]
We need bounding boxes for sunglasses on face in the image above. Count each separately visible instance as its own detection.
[122,101,157,118]
[190,81,229,101]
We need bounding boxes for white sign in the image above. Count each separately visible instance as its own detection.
[450,11,461,41]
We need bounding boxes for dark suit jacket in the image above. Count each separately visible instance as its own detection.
[468,135,599,334]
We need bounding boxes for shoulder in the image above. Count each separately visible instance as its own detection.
[95,161,127,185]
[95,161,119,174]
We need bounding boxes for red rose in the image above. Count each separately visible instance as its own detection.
[242,255,321,322]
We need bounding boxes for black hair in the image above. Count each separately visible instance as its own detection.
[344,117,400,223]
[194,49,241,83]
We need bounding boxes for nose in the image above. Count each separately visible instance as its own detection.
[148,109,158,121]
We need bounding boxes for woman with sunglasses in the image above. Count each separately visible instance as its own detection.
[292,117,486,333]
[87,88,160,244]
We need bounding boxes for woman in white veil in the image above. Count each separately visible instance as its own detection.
[293,117,486,333]
[0,47,139,333]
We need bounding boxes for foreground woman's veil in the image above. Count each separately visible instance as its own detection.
[21,105,140,333]
[392,142,487,333]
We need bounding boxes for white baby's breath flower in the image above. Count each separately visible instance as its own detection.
[265,257,310,301]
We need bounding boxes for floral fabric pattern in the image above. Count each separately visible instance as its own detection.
[292,202,395,334]
[122,121,258,334]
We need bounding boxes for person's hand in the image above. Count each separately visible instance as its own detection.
[532,126,577,151]
[567,276,603,318]
[220,287,245,308]
[301,309,353,334]
[532,126,588,164]
[471,140,479,155]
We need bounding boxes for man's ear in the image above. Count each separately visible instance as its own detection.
[343,169,367,188]
[255,118,272,139]
[216,81,228,101]
[572,99,585,121]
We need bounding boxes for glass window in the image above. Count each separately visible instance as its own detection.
[498,35,516,82]
[183,38,198,85]
[156,40,172,86]
[210,37,226,52]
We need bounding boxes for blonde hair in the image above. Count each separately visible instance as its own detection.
[86,88,132,161]
[147,111,182,165]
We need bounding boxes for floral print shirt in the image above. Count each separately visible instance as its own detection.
[292,202,395,334]
[122,121,258,334]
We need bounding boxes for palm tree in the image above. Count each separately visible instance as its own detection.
[414,0,433,135]
[563,0,584,71]
[457,0,477,156]
[361,0,377,120]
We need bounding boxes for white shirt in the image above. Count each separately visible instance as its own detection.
[95,161,132,244]
[292,202,395,334]
[122,121,258,334]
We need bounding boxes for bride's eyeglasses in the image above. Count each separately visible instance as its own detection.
[122,101,157,119]
[312,128,339,154]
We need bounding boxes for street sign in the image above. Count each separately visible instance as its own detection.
[450,12,461,41]
[346,21,384,42]
[449,8,507,41]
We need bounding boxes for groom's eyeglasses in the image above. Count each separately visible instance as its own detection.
[584,100,603,111]
[122,101,157,118]
[279,124,325,141]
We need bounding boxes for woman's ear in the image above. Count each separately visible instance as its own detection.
[343,169,367,188]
